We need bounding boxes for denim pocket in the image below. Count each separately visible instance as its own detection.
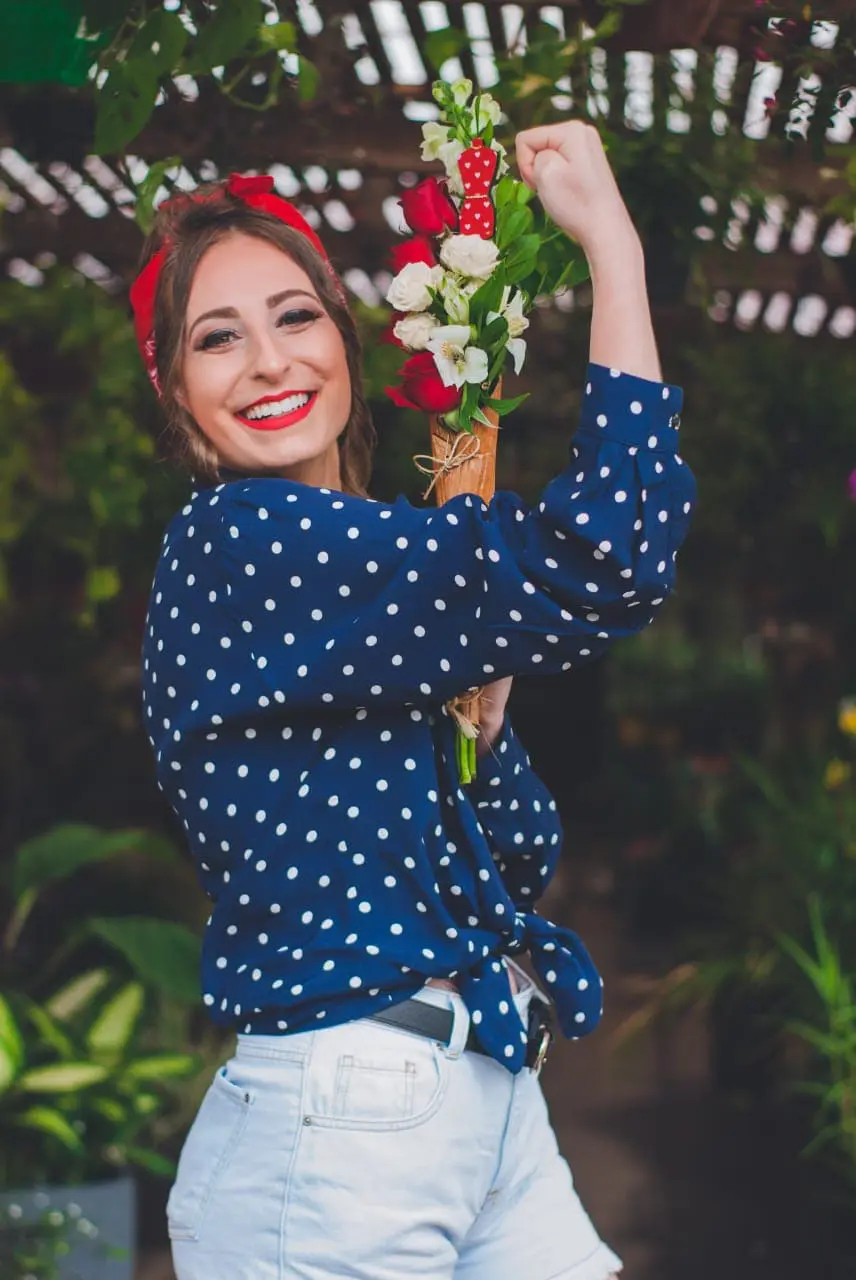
[166,1068,254,1242]
[304,1029,448,1132]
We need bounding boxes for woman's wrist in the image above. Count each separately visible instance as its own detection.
[475,715,505,760]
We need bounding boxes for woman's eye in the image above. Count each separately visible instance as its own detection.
[199,328,236,350]
[278,308,321,328]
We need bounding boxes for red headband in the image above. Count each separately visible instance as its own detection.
[129,172,339,395]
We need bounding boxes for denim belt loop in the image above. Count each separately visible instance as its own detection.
[443,994,471,1060]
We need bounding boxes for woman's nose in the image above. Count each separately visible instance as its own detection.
[249,328,290,381]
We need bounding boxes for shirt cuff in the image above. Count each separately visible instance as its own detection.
[470,717,529,798]
[578,362,683,454]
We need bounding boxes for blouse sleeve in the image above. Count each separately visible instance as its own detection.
[466,716,563,910]
[201,361,694,711]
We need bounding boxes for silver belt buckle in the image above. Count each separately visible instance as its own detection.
[532,1024,553,1077]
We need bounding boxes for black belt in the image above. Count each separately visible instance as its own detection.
[367,995,555,1075]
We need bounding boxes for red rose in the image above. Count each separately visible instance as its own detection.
[389,235,437,275]
[386,352,461,414]
[399,178,458,239]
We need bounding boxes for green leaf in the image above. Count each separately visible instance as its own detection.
[297,55,319,103]
[85,564,121,604]
[485,392,530,416]
[257,20,297,53]
[46,968,111,1023]
[423,27,468,71]
[22,999,75,1060]
[89,917,201,1003]
[13,1105,85,1152]
[468,268,506,325]
[121,1052,201,1082]
[124,1144,177,1177]
[13,824,150,900]
[185,0,264,74]
[0,994,24,1093]
[480,314,509,348]
[93,62,158,156]
[19,1061,109,1092]
[131,155,181,234]
[86,982,145,1058]
[494,175,518,210]
[497,205,534,253]
[127,7,187,79]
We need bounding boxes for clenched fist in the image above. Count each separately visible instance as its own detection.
[514,119,635,254]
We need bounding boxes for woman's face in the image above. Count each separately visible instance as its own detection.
[179,232,352,488]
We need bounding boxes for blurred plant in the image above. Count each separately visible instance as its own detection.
[0,823,213,1188]
[0,265,184,621]
[0,1195,122,1280]
[0,1,318,185]
[0,975,198,1189]
[612,699,856,1199]
[779,895,856,1186]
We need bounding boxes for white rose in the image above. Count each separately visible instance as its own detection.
[440,234,500,282]
[420,121,450,163]
[393,312,441,350]
[386,262,445,313]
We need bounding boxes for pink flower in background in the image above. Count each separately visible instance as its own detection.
[847,469,856,502]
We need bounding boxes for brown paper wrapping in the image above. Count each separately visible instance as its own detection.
[428,387,500,738]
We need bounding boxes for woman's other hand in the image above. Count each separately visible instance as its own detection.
[514,119,636,257]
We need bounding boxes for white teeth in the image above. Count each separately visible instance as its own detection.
[243,393,311,421]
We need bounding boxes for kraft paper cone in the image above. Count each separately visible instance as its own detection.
[428,386,501,745]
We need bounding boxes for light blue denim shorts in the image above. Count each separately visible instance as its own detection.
[167,960,622,1280]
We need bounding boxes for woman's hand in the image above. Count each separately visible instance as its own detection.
[476,675,513,759]
[514,119,636,257]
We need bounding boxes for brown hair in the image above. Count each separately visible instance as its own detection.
[139,185,376,497]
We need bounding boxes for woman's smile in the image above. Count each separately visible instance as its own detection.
[235,389,318,432]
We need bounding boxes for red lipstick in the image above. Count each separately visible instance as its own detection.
[235,391,317,433]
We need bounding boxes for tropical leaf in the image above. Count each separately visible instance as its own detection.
[121,1053,201,1082]
[12,1105,85,1152]
[18,1061,109,1092]
[21,999,75,1060]
[0,994,24,1093]
[89,917,201,1003]
[12,824,149,900]
[86,982,145,1058]
[45,968,111,1023]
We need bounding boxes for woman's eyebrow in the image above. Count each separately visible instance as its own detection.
[266,288,318,308]
[188,289,318,339]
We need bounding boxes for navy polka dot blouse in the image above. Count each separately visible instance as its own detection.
[141,362,694,1072]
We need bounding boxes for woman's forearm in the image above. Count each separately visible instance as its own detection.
[585,219,663,384]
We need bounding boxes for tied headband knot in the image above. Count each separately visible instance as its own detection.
[225,173,275,198]
[129,171,341,396]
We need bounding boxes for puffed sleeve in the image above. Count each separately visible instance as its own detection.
[467,717,563,909]
[195,362,694,711]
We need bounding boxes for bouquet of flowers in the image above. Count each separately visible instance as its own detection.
[386,78,588,782]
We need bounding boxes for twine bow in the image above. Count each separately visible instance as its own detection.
[445,689,484,740]
[412,429,482,500]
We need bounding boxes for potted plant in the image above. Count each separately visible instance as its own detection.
[0,823,210,1277]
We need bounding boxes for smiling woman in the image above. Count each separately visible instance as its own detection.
[132,181,375,494]
[178,237,351,487]
[131,144,693,1280]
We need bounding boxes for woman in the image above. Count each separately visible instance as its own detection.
[136,120,694,1279]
